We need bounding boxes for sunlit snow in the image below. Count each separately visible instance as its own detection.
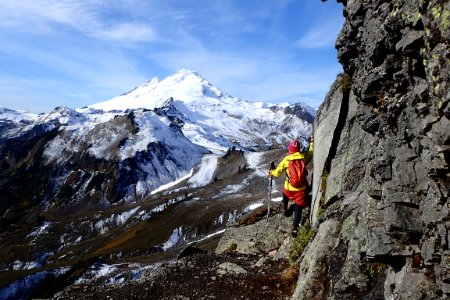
[246,203,264,211]
[187,229,226,245]
[150,170,192,195]
[95,207,140,235]
[74,263,118,285]
[11,252,53,271]
[162,226,183,251]
[27,221,52,243]
[87,69,312,151]
[187,154,218,188]
[271,196,283,202]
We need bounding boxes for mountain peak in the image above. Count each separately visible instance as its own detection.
[89,69,225,111]
[164,69,207,85]
[148,76,160,85]
[176,69,201,77]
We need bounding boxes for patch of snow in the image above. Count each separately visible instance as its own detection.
[74,263,118,285]
[227,210,239,224]
[135,181,147,198]
[271,196,283,202]
[245,151,268,177]
[213,213,225,225]
[187,229,226,245]
[27,221,52,243]
[87,122,129,160]
[130,263,163,281]
[94,206,140,235]
[214,173,259,199]
[106,274,125,285]
[245,151,263,169]
[11,252,53,271]
[11,261,24,270]
[149,196,186,216]
[150,170,193,195]
[162,226,183,251]
[117,206,140,224]
[22,261,41,270]
[188,154,218,188]
[58,233,84,251]
[97,264,117,277]
[215,183,244,197]
[245,203,264,211]
[117,112,161,160]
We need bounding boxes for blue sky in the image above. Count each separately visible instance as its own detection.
[0,0,344,113]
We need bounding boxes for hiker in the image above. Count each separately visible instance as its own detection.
[269,137,314,237]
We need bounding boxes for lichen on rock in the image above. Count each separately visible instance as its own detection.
[298,0,450,298]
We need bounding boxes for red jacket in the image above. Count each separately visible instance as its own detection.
[271,143,313,206]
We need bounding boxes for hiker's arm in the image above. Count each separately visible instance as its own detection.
[270,158,287,177]
[305,137,314,164]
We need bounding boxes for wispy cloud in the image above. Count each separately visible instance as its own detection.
[295,10,344,49]
[0,0,344,112]
[295,25,340,49]
[0,0,98,33]
[0,0,157,44]
[93,22,156,43]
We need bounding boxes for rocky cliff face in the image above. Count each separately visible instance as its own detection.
[299,0,450,299]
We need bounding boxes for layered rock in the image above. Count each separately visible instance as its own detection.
[299,0,450,299]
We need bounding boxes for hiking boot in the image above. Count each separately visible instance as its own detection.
[291,225,298,238]
[291,229,298,238]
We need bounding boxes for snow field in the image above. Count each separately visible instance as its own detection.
[187,154,219,188]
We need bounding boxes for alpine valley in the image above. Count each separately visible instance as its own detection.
[0,69,314,298]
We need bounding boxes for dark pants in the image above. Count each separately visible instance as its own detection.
[282,193,302,230]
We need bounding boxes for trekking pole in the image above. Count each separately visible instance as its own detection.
[267,162,275,222]
[307,134,314,225]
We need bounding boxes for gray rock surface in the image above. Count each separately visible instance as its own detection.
[298,0,450,298]
[311,79,345,225]
[217,262,248,275]
[216,214,291,255]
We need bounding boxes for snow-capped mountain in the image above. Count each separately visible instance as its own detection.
[89,69,313,152]
[0,69,313,212]
[0,70,314,296]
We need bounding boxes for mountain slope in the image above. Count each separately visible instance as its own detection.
[0,70,314,297]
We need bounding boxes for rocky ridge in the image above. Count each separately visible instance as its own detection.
[52,211,297,300]
[298,0,450,299]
